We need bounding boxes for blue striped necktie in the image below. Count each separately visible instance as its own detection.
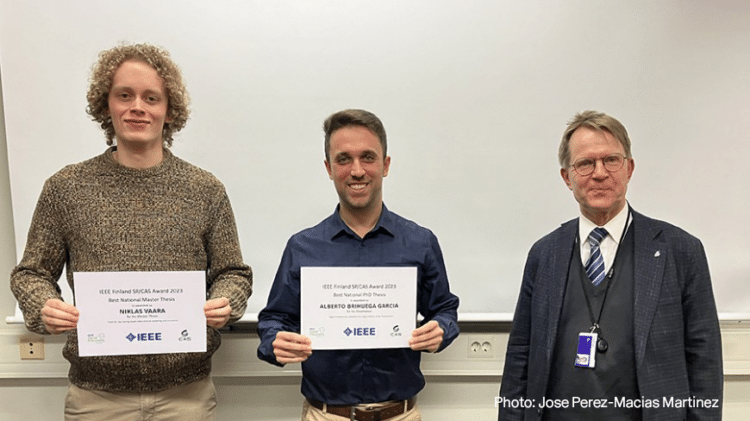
[585,227,609,286]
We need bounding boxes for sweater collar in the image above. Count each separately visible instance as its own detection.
[100,146,175,178]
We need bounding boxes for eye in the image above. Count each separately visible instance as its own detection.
[361,154,376,163]
[576,158,594,168]
[336,156,351,164]
[605,155,621,165]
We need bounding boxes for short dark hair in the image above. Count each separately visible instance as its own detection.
[86,43,190,147]
[323,109,387,161]
[559,110,632,167]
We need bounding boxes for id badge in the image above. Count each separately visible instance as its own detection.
[575,332,597,368]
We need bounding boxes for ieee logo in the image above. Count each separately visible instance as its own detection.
[343,327,376,336]
[126,332,163,342]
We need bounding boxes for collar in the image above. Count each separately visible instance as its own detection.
[578,203,631,245]
[101,146,174,177]
[327,203,396,240]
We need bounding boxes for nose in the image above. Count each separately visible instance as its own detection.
[591,159,608,179]
[350,159,365,177]
[129,97,146,114]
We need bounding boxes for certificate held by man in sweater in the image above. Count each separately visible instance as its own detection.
[301,267,417,350]
[74,271,207,357]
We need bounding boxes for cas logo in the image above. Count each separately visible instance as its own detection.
[344,327,376,336]
[390,325,402,337]
[126,332,163,342]
[178,330,192,342]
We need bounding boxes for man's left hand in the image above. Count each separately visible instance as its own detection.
[409,320,444,353]
[205,297,232,328]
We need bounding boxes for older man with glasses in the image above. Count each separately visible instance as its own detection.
[498,110,722,421]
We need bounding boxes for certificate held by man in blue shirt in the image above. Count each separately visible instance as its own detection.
[301,266,418,350]
[257,109,459,420]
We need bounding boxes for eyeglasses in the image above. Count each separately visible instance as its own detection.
[571,153,627,176]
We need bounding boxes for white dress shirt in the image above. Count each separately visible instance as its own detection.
[578,204,632,275]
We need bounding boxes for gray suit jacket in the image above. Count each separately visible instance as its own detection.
[499,210,722,420]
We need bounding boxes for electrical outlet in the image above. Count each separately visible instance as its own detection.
[467,335,495,358]
[19,337,45,360]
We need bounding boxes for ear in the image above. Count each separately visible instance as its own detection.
[561,167,573,190]
[626,158,635,182]
[324,159,333,180]
[382,156,391,177]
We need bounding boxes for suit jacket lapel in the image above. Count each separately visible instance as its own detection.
[632,210,667,367]
[545,219,578,361]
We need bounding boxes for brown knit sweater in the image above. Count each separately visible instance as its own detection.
[10,147,252,392]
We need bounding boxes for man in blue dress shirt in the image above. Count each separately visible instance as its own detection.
[258,109,460,421]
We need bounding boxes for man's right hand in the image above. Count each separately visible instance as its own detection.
[273,331,313,364]
[41,298,79,334]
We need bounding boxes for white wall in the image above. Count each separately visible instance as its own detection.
[1,2,750,419]
[2,0,750,316]
[1,78,749,416]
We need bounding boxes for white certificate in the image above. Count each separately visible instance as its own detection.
[301,266,417,350]
[74,271,207,357]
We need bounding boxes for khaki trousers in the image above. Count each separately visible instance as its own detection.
[301,399,422,421]
[64,376,217,421]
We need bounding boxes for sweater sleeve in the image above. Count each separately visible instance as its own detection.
[10,179,68,334]
[204,188,252,324]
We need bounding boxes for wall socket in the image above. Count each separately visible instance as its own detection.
[467,335,495,358]
[19,337,45,360]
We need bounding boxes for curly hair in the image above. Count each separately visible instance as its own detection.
[86,43,190,147]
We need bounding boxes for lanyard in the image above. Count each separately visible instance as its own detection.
[576,208,631,353]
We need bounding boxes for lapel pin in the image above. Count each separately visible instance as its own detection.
[654,251,661,258]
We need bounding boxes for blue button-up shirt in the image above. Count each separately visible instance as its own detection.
[257,204,460,405]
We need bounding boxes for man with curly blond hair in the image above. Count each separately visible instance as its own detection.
[10,43,252,420]
[86,43,190,147]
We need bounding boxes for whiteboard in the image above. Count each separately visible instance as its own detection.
[1,0,749,318]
